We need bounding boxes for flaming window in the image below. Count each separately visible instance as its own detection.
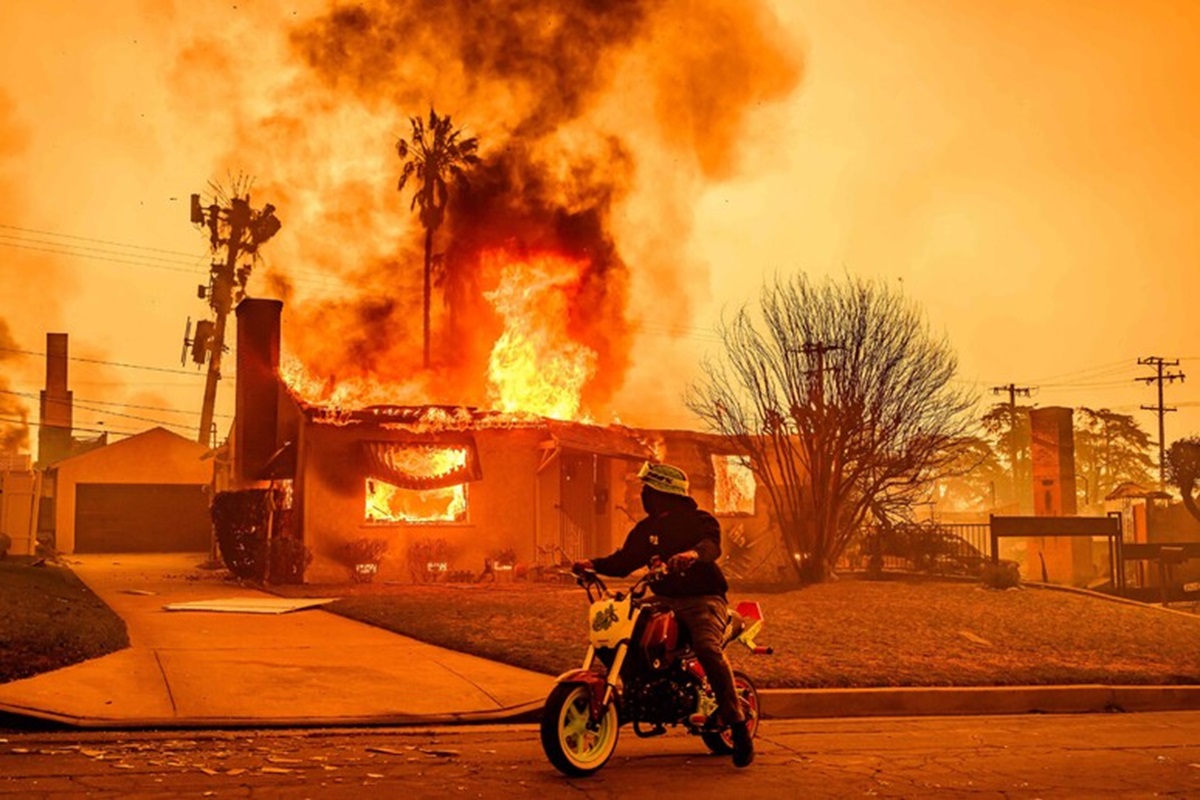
[712,455,756,516]
[361,441,480,524]
[365,477,467,524]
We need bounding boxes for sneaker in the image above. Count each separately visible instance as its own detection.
[730,721,754,768]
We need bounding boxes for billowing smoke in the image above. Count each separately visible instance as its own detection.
[0,88,34,453]
[183,0,803,417]
[0,319,29,452]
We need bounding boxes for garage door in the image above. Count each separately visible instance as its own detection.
[75,483,211,553]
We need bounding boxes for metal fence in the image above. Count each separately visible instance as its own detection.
[844,521,993,576]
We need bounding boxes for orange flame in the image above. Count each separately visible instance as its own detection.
[364,447,469,523]
[483,249,597,420]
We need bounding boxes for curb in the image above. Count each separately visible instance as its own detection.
[0,699,545,731]
[759,685,1200,719]
[4,688,1199,731]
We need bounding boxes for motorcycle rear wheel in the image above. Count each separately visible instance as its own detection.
[701,670,760,755]
[540,682,620,777]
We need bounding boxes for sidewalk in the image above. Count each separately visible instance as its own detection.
[0,554,555,729]
[0,554,1197,729]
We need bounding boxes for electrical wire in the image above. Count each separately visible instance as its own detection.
[0,223,207,259]
[0,415,139,438]
[0,388,232,421]
[0,346,216,377]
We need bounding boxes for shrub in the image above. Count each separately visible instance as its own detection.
[269,537,313,585]
[212,491,271,582]
[336,537,390,583]
[211,489,305,583]
[408,537,453,583]
[981,559,1021,590]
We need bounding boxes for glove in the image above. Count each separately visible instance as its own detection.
[667,550,699,573]
[571,559,595,575]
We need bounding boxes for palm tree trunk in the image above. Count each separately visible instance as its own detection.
[423,226,433,369]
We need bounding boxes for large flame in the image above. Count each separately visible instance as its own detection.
[484,249,597,420]
[220,1,802,426]
[365,447,469,523]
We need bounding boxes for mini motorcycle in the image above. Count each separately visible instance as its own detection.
[540,566,772,776]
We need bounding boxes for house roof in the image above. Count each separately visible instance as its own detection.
[543,420,653,461]
[1104,481,1172,501]
[47,426,208,470]
[299,401,654,460]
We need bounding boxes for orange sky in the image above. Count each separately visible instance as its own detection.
[1,0,1198,463]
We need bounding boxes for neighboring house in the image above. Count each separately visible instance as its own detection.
[45,427,212,554]
[0,460,38,557]
[230,298,774,584]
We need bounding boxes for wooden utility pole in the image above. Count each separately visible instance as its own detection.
[799,341,842,410]
[1136,356,1185,491]
[990,383,1034,508]
[189,191,281,447]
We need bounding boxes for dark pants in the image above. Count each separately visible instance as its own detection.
[659,594,744,726]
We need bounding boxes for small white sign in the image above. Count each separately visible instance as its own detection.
[1183,582,1200,593]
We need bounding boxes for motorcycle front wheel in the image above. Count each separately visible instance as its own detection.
[540,682,620,777]
[701,670,760,755]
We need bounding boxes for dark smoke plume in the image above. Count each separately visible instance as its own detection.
[0,319,29,452]
[191,0,803,415]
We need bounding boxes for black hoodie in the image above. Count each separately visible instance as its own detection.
[590,493,728,598]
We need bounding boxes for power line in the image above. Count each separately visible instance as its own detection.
[0,223,208,259]
[990,383,1035,510]
[0,415,139,438]
[1135,355,1185,491]
[0,224,344,290]
[0,239,207,275]
[0,388,216,430]
[0,346,214,377]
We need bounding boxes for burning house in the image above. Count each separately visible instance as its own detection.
[226,298,771,584]
[197,1,801,583]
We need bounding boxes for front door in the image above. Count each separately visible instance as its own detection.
[559,451,609,561]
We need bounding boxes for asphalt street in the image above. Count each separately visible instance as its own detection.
[1,711,1198,799]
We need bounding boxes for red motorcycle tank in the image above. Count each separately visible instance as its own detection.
[638,607,680,672]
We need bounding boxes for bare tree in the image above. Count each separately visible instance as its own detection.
[686,274,975,583]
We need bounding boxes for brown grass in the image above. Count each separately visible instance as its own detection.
[276,575,1200,688]
[0,558,130,684]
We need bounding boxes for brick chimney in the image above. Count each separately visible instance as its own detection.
[37,333,72,467]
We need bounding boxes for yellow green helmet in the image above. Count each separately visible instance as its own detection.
[637,461,690,497]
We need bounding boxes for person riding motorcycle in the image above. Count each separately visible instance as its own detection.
[573,461,755,768]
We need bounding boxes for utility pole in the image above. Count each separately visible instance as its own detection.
[1136,356,1185,491]
[990,383,1034,509]
[799,342,842,410]
[187,189,281,447]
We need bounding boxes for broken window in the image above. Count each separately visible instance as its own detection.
[712,454,756,516]
[362,442,478,524]
[365,477,467,524]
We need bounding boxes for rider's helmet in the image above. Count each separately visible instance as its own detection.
[637,462,690,497]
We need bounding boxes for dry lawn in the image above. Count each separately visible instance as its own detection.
[0,558,129,684]
[280,576,1200,688]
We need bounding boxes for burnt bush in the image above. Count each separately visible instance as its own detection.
[211,489,308,584]
[981,559,1021,590]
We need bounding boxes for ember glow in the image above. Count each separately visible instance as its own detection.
[713,455,757,515]
[484,249,597,420]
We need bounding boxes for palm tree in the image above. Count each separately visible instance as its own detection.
[396,109,480,368]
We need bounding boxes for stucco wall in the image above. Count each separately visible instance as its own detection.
[657,435,774,562]
[299,424,546,583]
[52,428,212,553]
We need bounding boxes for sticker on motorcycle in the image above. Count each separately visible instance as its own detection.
[592,603,619,631]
